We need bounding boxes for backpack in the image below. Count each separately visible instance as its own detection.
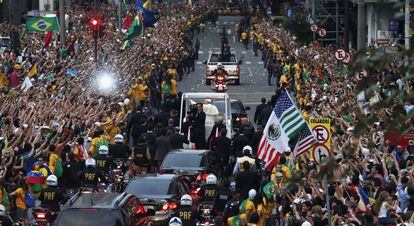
[53,155,63,178]
[24,191,35,208]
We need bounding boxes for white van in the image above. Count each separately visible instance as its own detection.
[179,92,233,144]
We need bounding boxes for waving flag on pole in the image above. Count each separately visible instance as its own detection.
[135,0,159,27]
[257,91,308,169]
[123,12,133,30]
[126,13,144,39]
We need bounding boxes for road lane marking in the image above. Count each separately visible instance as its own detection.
[258,62,264,64]
[248,67,253,77]
[245,61,251,64]
[223,21,228,25]
[197,61,203,64]
[241,51,247,54]
[198,51,204,54]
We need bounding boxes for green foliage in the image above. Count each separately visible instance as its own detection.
[281,13,313,44]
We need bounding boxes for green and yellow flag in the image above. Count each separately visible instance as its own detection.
[26,17,60,32]
[126,13,144,40]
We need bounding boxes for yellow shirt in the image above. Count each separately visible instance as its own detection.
[137,84,148,101]
[227,214,247,226]
[258,198,274,226]
[244,199,256,214]
[279,74,287,87]
[14,188,26,210]
[241,32,247,40]
[48,153,61,175]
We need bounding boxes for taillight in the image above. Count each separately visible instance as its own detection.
[205,67,209,73]
[162,202,177,211]
[190,188,199,196]
[36,212,46,219]
[135,204,146,215]
[236,66,240,73]
[195,173,208,182]
[159,167,164,174]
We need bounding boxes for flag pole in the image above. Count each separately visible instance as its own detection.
[59,0,65,61]
[118,0,122,34]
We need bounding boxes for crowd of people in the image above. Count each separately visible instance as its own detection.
[0,0,413,226]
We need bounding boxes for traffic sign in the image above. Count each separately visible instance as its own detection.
[311,24,319,33]
[334,48,346,61]
[312,125,330,144]
[318,28,327,37]
[312,144,332,165]
[356,69,368,80]
[310,118,331,149]
[342,52,351,64]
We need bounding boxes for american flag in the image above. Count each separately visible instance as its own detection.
[293,125,317,159]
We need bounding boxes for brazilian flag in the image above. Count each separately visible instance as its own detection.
[126,13,144,40]
[263,181,276,200]
[26,17,60,32]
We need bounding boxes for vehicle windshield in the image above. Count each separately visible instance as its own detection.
[56,209,123,226]
[209,54,236,63]
[212,101,243,115]
[161,152,205,168]
[126,179,172,196]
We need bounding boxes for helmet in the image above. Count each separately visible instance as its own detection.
[248,189,257,200]
[217,63,223,68]
[243,145,253,155]
[98,145,109,155]
[169,217,182,226]
[114,134,124,143]
[180,194,193,206]
[0,204,5,216]
[85,158,96,167]
[206,174,217,185]
[46,175,58,186]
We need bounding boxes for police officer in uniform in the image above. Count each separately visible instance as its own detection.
[38,175,65,212]
[0,204,13,226]
[131,136,151,174]
[233,145,256,175]
[174,195,200,226]
[109,134,130,160]
[95,145,112,174]
[79,158,105,188]
[200,174,218,204]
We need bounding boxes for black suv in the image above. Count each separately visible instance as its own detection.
[55,192,153,226]
[125,174,194,225]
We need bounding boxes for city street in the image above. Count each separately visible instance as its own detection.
[178,16,275,118]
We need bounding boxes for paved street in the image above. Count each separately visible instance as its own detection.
[178,16,276,118]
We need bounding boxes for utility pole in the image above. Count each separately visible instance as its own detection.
[405,0,410,50]
[118,0,122,33]
[335,0,339,47]
[8,0,12,24]
[59,0,65,61]
[344,0,349,50]
[312,0,316,42]
[357,0,366,50]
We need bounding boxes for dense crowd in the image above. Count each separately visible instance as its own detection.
[0,0,413,226]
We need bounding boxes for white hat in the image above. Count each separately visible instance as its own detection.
[123,98,130,105]
[117,102,124,106]
[114,134,124,143]
[94,122,101,127]
[98,145,109,155]
[248,189,257,199]
[302,221,312,226]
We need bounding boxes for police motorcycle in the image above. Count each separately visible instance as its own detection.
[32,175,60,226]
[196,174,218,226]
[211,63,229,93]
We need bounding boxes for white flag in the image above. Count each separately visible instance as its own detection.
[21,77,33,92]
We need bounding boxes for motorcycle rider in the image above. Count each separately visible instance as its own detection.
[213,181,233,215]
[233,145,256,175]
[213,63,228,86]
[79,158,105,189]
[0,204,13,226]
[95,145,112,174]
[173,194,200,226]
[38,175,65,213]
[169,217,182,226]
[109,134,130,160]
[200,174,218,204]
